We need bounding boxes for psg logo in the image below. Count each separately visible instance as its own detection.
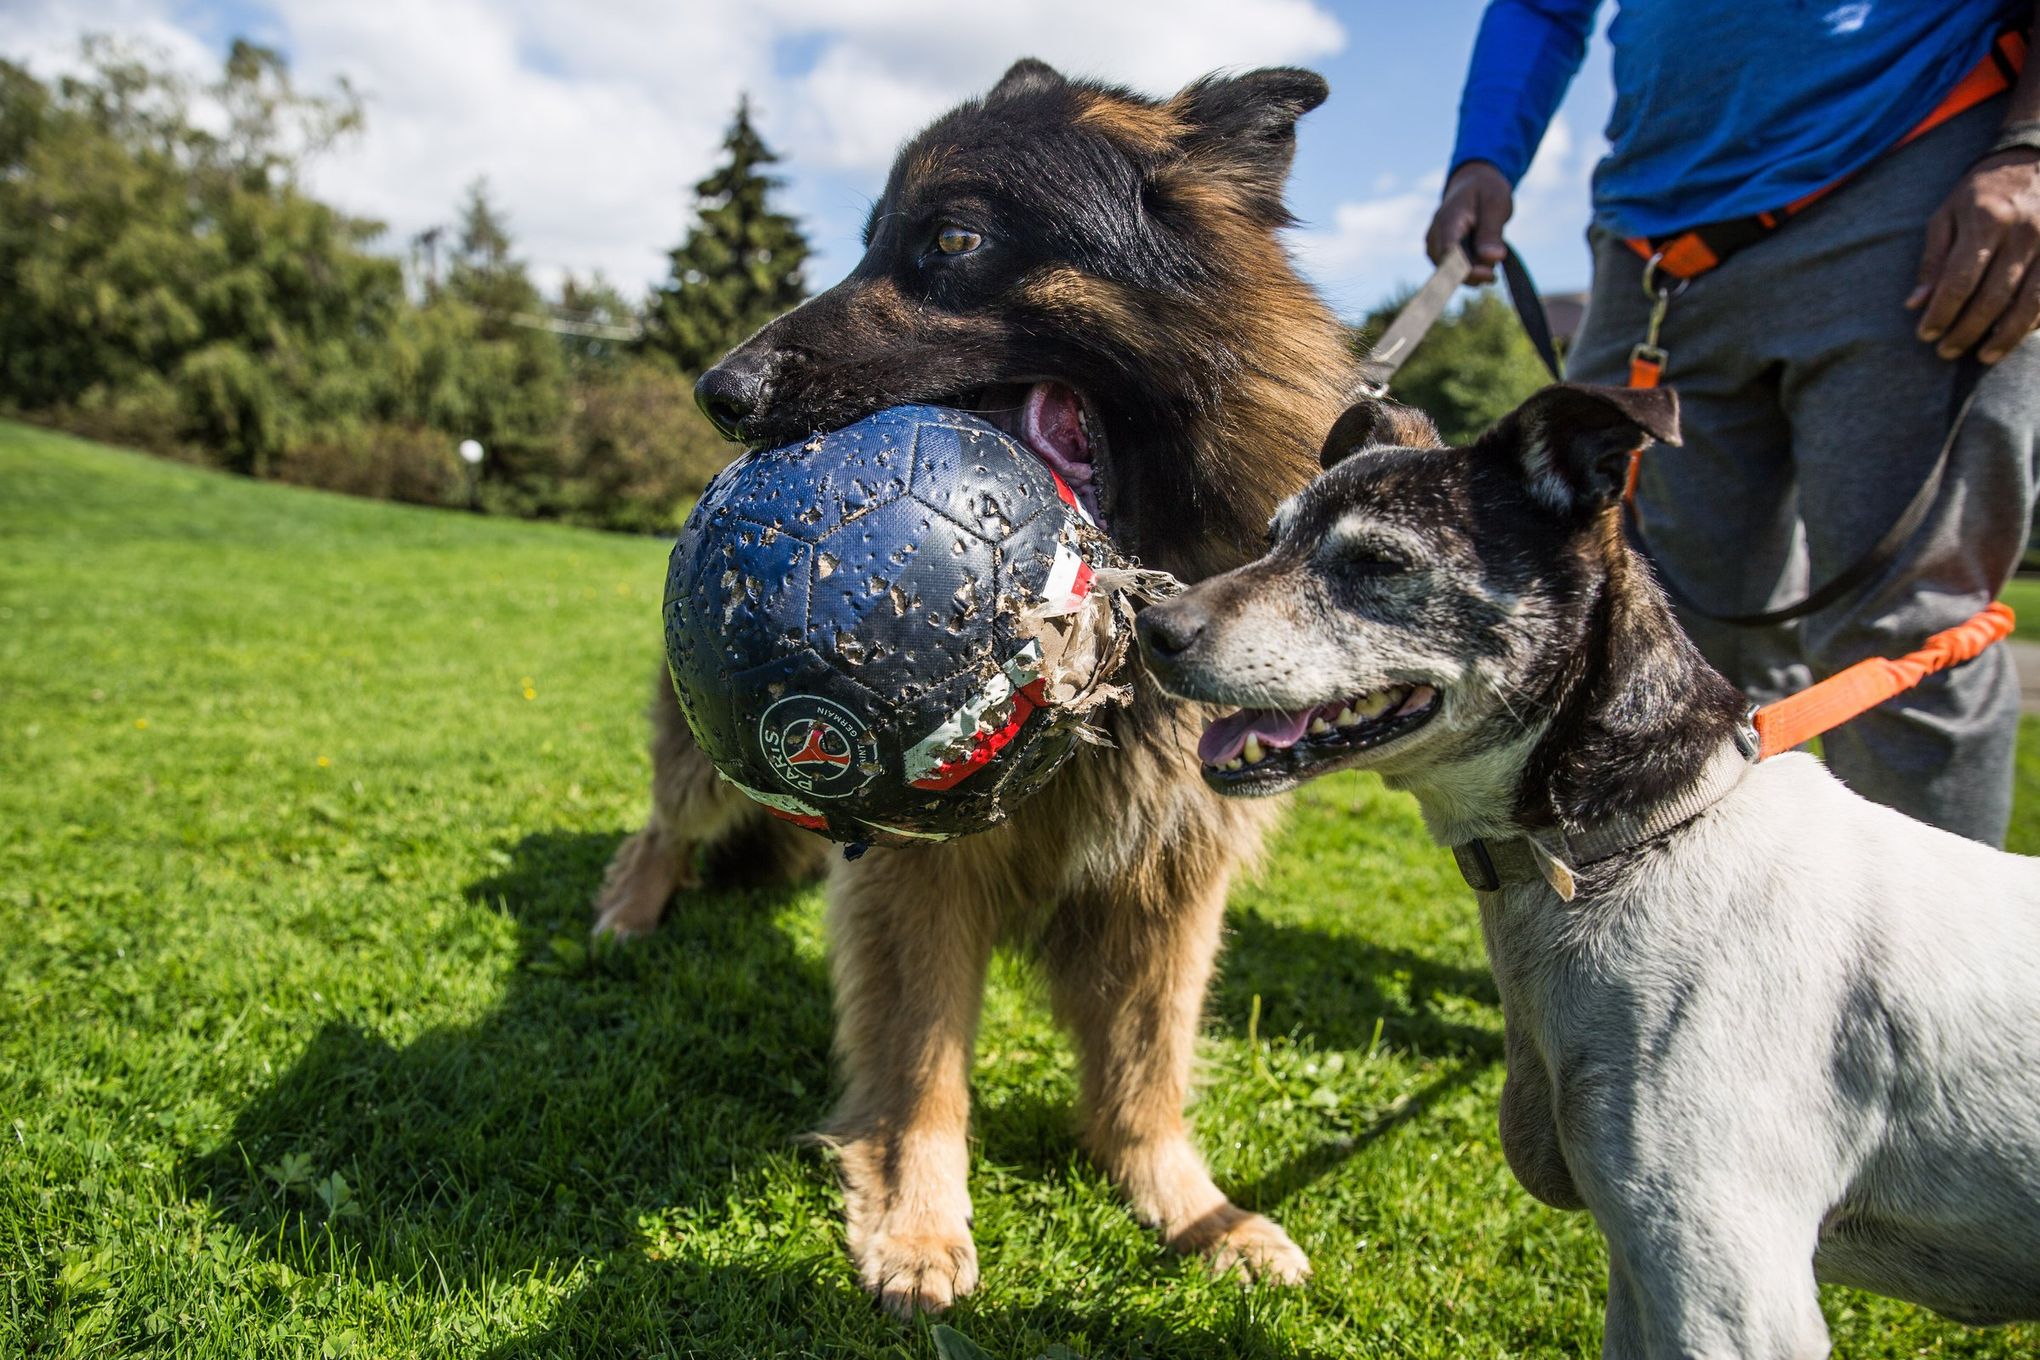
[759,694,881,798]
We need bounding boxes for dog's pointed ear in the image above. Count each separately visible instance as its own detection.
[1170,68,1328,214]
[1319,396,1445,470]
[989,58,1068,102]
[1478,383,1682,514]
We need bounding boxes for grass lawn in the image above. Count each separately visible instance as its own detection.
[4,418,2039,1359]
[1999,574,2040,640]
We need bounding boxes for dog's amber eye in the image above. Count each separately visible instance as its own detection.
[934,226,982,256]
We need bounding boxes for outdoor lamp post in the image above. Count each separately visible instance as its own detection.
[458,438,484,513]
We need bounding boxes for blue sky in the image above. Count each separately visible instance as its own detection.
[5,0,1617,316]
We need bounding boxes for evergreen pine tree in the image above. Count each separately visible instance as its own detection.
[445,178,539,333]
[641,98,808,374]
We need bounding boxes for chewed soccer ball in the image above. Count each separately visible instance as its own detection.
[663,404,1139,845]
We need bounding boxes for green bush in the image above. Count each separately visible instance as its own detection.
[176,341,289,475]
[559,360,734,532]
[272,422,463,507]
[1353,289,1554,446]
[0,42,753,536]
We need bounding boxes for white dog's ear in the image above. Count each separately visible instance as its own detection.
[1478,383,1681,514]
[988,58,1068,102]
[1318,397,1445,470]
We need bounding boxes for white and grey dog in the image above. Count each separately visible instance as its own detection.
[1136,383,2040,1357]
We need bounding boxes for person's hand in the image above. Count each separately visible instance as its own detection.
[1426,161,1514,285]
[1909,148,2040,364]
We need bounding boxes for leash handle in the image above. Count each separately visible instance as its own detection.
[1357,239,1561,400]
[1752,602,2015,758]
[1356,243,1473,397]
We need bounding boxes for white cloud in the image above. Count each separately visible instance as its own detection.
[1293,113,1604,312]
[763,0,1345,172]
[1289,169,1443,314]
[1,0,1346,296]
[0,0,216,83]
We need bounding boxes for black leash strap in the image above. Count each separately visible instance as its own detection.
[1627,358,1984,628]
[1499,244,1565,383]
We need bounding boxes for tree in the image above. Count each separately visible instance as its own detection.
[444,178,540,335]
[0,39,400,473]
[1352,289,1554,446]
[553,271,639,367]
[640,98,808,374]
[0,37,718,530]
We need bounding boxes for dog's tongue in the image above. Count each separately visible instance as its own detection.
[1022,381,1094,509]
[1197,707,1314,765]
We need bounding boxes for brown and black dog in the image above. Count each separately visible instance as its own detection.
[596,58,1359,1316]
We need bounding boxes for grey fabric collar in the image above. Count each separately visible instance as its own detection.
[1450,738,1757,901]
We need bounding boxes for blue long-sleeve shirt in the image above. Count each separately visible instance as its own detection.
[1452,0,2031,240]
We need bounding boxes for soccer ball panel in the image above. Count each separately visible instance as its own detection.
[908,414,1062,544]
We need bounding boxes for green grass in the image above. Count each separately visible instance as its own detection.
[1999,575,2040,639]
[2,417,2036,1358]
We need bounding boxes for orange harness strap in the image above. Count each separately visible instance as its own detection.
[1622,29,2029,281]
[1750,602,2016,759]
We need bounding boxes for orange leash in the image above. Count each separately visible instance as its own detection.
[1750,602,2016,758]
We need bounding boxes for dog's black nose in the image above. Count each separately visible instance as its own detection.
[695,353,772,441]
[1136,600,1208,661]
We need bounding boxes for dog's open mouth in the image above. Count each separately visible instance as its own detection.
[959,380,1107,527]
[1197,684,1440,792]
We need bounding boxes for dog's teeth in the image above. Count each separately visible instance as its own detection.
[1242,734,1265,765]
[1396,684,1434,715]
[1224,757,1244,771]
[1308,716,1331,736]
[1353,692,1391,720]
[1334,706,1360,728]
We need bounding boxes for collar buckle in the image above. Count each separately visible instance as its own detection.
[1452,840,1502,893]
[1732,706,1761,763]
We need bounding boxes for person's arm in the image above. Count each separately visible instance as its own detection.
[1911,16,2040,363]
[1426,0,1601,284]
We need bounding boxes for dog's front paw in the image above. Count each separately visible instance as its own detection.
[836,1135,979,1318]
[855,1226,980,1319]
[1174,1206,1311,1285]
[590,826,696,938]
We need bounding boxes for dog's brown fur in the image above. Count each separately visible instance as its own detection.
[596,61,1358,1315]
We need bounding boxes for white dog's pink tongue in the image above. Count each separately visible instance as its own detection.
[1198,708,1314,765]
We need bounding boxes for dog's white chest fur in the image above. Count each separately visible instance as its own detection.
[1482,753,2040,1340]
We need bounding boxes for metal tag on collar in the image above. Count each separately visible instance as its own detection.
[1526,838,1579,901]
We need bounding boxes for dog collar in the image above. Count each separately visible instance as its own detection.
[1450,735,1757,901]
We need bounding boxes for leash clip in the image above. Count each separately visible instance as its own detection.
[1627,252,1685,391]
[1638,251,1691,307]
[1732,706,1762,764]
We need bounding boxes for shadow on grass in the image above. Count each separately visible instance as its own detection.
[181,830,844,1332]
[184,830,1500,1356]
[1211,913,1503,1222]
[1217,912,1499,1060]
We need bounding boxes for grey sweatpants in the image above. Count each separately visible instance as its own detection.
[1570,101,2040,846]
